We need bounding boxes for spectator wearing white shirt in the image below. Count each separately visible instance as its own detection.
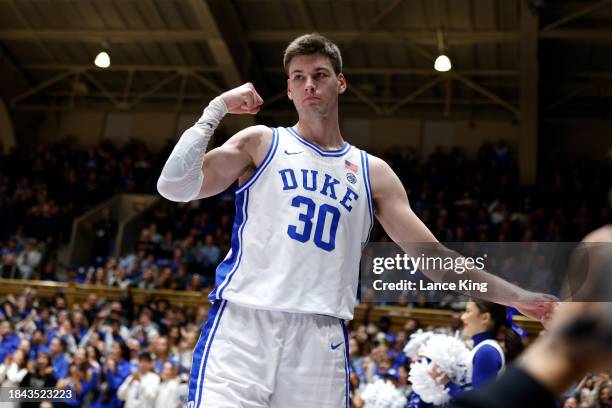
[16,239,42,280]
[0,349,29,386]
[153,362,187,408]
[102,318,130,354]
[117,352,160,408]
[129,309,159,343]
[0,350,29,408]
[177,328,198,377]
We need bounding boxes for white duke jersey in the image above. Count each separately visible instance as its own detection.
[208,126,373,320]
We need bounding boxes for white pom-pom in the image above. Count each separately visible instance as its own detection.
[408,334,472,405]
[420,335,471,385]
[361,379,407,408]
[403,329,435,359]
[409,359,451,405]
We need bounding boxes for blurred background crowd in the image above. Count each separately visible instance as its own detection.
[0,137,610,407]
[0,289,610,407]
[1,138,609,286]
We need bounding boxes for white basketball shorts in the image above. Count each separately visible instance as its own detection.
[187,300,349,408]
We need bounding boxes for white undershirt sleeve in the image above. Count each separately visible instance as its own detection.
[156,96,228,202]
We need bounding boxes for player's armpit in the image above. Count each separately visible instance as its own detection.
[196,125,273,199]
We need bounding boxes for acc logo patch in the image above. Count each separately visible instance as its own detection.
[346,173,357,184]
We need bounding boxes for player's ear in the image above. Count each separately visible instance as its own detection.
[287,78,293,100]
[337,73,347,95]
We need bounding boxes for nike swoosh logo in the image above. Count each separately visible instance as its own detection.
[284,150,303,155]
[331,342,343,350]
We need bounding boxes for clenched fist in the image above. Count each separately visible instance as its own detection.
[221,82,264,115]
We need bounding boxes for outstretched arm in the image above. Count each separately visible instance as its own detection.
[368,154,556,321]
[157,83,269,202]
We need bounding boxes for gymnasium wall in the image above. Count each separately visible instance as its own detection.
[36,110,251,152]
[343,117,520,160]
[32,110,610,163]
[39,111,105,148]
[542,121,612,163]
[0,100,16,153]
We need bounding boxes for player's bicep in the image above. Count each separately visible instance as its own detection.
[197,125,271,199]
[374,173,422,242]
[197,143,251,198]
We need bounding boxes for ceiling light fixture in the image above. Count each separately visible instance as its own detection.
[94,51,110,68]
[434,31,452,72]
[94,41,111,69]
[434,55,452,72]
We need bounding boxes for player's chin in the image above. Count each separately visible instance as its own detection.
[300,105,325,116]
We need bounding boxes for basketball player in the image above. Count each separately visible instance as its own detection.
[157,34,555,407]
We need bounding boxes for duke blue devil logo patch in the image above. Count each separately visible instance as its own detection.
[346,173,357,184]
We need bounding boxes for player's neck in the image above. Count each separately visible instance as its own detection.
[294,115,344,150]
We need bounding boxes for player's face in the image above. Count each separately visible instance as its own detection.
[287,53,346,117]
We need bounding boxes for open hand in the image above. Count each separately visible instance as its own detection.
[511,292,559,328]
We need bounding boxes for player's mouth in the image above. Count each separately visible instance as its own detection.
[304,96,320,103]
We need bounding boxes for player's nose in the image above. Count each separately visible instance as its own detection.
[304,77,315,92]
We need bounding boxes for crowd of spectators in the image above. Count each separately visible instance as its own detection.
[382,140,610,243]
[0,289,610,408]
[564,374,612,408]
[0,137,609,284]
[344,313,611,408]
[0,138,160,281]
[0,138,610,406]
[58,197,235,291]
[0,288,201,407]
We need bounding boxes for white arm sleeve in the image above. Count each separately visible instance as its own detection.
[157,96,228,202]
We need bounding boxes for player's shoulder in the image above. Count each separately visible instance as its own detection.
[235,124,273,141]
[363,152,394,179]
[362,153,406,199]
[228,125,273,151]
[364,152,387,168]
[581,224,612,242]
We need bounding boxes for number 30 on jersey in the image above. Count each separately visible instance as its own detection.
[287,195,340,252]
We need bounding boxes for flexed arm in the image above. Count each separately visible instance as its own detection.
[157,83,267,202]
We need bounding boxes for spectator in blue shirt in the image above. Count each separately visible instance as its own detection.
[49,337,69,381]
[91,341,132,408]
[152,336,178,374]
[28,329,49,361]
[0,321,20,363]
[56,363,94,407]
[197,234,221,269]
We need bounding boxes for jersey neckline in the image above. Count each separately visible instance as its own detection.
[286,127,352,157]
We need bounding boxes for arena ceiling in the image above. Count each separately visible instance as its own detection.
[0,0,611,121]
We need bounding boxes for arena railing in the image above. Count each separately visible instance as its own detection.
[0,278,543,338]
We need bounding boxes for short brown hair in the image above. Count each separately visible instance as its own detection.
[283,33,343,75]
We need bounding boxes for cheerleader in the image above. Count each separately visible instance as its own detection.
[461,300,524,389]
